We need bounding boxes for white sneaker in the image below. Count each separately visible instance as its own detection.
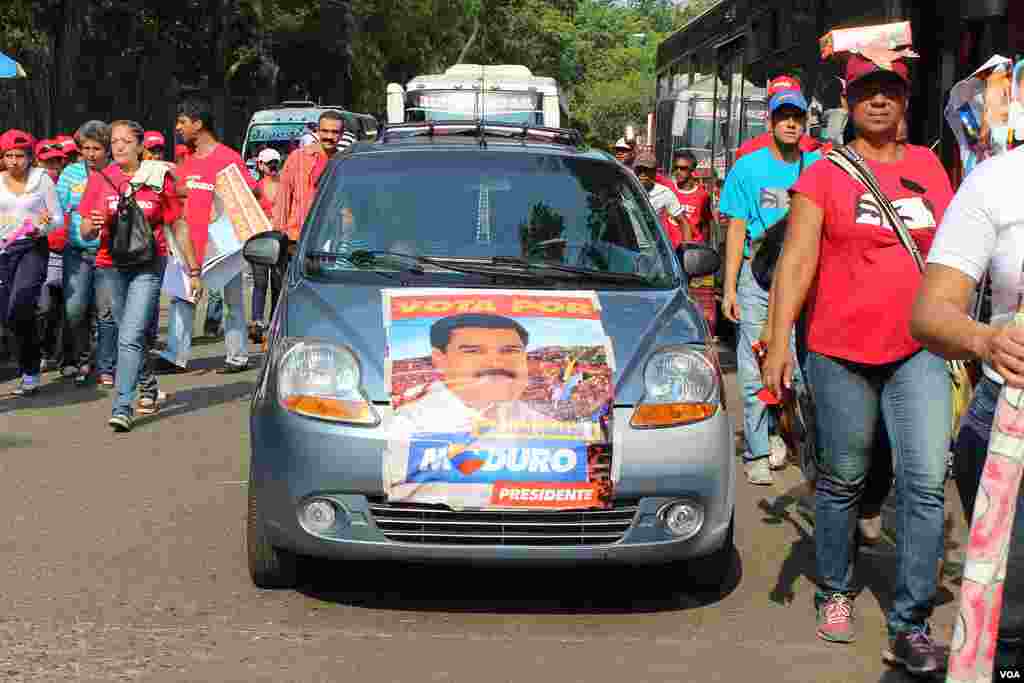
[768,435,788,470]
[14,374,40,395]
[745,458,774,485]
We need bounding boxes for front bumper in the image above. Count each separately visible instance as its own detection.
[250,398,735,566]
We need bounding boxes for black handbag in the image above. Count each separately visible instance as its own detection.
[96,169,155,267]
[749,152,805,290]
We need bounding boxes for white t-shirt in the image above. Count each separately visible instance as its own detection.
[647,183,684,218]
[927,146,1024,383]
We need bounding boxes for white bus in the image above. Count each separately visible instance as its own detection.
[386,64,568,128]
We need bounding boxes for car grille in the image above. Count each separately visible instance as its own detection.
[367,501,640,546]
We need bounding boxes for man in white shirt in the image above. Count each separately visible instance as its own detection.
[634,151,686,245]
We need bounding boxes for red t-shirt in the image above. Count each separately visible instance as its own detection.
[673,184,712,243]
[176,144,256,263]
[79,165,181,268]
[736,132,819,161]
[791,145,954,364]
[257,177,275,220]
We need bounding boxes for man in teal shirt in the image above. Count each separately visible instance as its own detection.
[719,89,820,485]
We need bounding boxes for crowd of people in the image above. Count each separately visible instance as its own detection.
[0,99,355,433]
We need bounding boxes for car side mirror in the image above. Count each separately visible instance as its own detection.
[243,231,289,269]
[680,242,720,279]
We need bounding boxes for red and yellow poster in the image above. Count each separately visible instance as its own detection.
[382,289,615,510]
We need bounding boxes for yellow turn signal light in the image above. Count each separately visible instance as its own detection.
[282,395,377,425]
[630,403,716,428]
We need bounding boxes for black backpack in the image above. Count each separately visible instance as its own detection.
[97,170,155,267]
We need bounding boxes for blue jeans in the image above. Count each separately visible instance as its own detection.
[205,288,223,332]
[954,376,1024,674]
[63,248,117,375]
[160,271,248,368]
[97,258,166,417]
[807,349,950,636]
[0,238,48,375]
[736,260,803,462]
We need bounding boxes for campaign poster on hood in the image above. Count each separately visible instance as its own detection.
[382,289,615,511]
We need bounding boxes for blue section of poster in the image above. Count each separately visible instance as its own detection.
[404,435,589,484]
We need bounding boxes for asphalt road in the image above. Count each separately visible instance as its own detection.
[0,326,968,682]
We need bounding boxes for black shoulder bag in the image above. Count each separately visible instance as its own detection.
[96,170,155,267]
[749,152,805,290]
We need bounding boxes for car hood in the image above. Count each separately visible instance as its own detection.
[284,281,707,405]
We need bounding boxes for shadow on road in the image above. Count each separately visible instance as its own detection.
[0,377,107,416]
[295,549,743,615]
[136,379,256,426]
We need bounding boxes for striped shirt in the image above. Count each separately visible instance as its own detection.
[55,161,100,251]
[274,143,344,241]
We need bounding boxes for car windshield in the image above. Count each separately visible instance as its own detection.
[302,150,676,288]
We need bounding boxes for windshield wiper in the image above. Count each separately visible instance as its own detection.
[348,250,559,283]
[490,256,660,286]
[305,250,401,281]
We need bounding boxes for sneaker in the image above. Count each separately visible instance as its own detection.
[883,626,940,675]
[216,361,250,375]
[816,593,856,643]
[137,395,160,415]
[75,364,92,386]
[98,373,114,387]
[857,512,883,545]
[108,413,134,432]
[13,374,40,395]
[768,434,788,470]
[745,458,774,485]
[152,357,186,375]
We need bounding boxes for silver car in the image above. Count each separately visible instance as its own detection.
[243,123,735,590]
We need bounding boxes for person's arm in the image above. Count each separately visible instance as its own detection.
[721,217,746,321]
[666,193,691,243]
[272,154,294,236]
[762,194,823,396]
[35,175,62,235]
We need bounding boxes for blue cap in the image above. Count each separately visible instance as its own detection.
[768,91,809,114]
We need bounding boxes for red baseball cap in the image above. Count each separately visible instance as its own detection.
[35,139,66,161]
[844,53,910,88]
[767,75,802,97]
[0,129,36,152]
[143,131,166,150]
[55,136,79,155]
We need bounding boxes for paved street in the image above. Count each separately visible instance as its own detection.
[0,317,967,682]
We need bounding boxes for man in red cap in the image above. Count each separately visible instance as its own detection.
[54,135,79,166]
[34,139,66,184]
[142,131,166,161]
[735,75,820,161]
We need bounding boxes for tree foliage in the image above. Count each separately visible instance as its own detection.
[0,0,717,147]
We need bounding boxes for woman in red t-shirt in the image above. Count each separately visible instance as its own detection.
[761,56,952,669]
[79,120,200,433]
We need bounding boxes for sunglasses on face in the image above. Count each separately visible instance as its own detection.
[674,165,693,172]
[39,144,62,152]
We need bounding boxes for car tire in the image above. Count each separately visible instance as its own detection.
[247,481,298,589]
[685,514,735,591]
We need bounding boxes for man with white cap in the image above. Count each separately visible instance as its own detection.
[719,84,821,485]
[611,138,635,168]
[249,147,283,342]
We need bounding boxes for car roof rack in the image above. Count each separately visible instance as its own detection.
[379,120,584,147]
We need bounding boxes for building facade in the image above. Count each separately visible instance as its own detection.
[655,0,1024,182]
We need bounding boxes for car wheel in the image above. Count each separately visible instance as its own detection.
[247,481,298,589]
[684,514,735,591]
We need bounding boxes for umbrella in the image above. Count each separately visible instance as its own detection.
[947,300,1024,681]
[0,52,27,79]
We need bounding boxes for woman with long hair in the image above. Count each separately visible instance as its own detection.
[57,120,118,386]
[79,120,200,431]
[0,129,63,395]
[761,55,953,674]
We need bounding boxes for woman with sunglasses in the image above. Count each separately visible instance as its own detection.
[0,129,63,395]
[248,147,282,344]
[762,55,953,672]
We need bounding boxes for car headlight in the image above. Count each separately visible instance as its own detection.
[630,345,719,428]
[277,340,379,425]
